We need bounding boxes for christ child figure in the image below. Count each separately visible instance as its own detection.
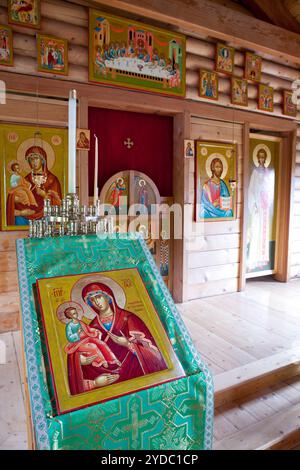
[63,306,121,369]
[9,161,37,207]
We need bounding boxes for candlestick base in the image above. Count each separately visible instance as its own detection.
[29,193,113,238]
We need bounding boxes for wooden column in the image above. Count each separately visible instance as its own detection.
[239,122,250,291]
[173,111,190,303]
[275,130,297,282]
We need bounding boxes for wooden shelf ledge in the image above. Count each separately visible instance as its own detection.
[214,401,300,450]
[215,347,300,408]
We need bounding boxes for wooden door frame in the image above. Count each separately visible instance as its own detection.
[83,99,185,300]
[239,125,297,290]
[78,94,297,301]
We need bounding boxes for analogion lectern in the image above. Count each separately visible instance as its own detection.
[17,234,214,450]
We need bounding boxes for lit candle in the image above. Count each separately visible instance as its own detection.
[94,134,99,205]
[68,89,77,194]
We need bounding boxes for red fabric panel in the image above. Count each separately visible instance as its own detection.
[88,107,173,197]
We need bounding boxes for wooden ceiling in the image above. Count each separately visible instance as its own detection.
[76,0,300,34]
[232,0,300,34]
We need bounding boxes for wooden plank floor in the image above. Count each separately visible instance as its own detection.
[214,377,300,448]
[178,278,300,449]
[0,331,27,450]
[1,278,300,449]
[178,278,300,375]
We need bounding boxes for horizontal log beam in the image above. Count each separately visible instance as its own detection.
[186,38,300,81]
[4,30,297,91]
[0,6,88,46]
[0,70,298,128]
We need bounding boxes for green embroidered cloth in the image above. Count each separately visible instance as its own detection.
[16,234,214,450]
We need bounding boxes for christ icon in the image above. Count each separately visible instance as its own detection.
[200,157,233,219]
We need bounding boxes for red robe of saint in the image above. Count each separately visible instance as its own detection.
[67,282,167,396]
[6,146,62,226]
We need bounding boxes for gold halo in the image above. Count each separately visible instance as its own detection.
[138,179,146,187]
[71,274,126,319]
[56,301,84,324]
[17,138,56,172]
[117,177,124,185]
[205,153,228,179]
[253,144,272,168]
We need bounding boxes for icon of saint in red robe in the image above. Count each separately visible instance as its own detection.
[66,282,167,396]
[63,305,122,369]
[6,145,62,226]
[108,178,126,214]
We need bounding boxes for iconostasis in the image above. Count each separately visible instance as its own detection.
[100,170,173,290]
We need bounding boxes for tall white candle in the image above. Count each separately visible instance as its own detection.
[68,89,77,194]
[94,134,99,205]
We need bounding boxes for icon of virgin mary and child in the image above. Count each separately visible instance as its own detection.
[6,145,62,226]
[59,281,167,395]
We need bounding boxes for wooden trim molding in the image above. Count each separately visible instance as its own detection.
[239,122,250,291]
[173,112,190,303]
[0,71,297,129]
[275,129,297,282]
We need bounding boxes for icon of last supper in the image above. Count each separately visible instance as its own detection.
[36,268,184,414]
[89,9,186,97]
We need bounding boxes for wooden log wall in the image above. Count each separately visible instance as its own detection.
[0,0,299,325]
[186,118,243,299]
[0,0,299,122]
[0,232,24,331]
[182,36,300,299]
[0,94,68,332]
